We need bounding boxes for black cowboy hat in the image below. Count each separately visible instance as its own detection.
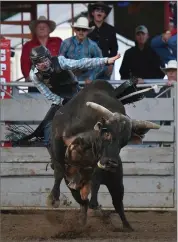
[88,2,112,17]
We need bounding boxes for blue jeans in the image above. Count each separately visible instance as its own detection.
[168,34,177,59]
[43,86,81,146]
[44,121,52,147]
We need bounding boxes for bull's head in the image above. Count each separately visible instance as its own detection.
[86,101,160,172]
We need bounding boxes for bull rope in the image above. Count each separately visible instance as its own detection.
[118,84,161,101]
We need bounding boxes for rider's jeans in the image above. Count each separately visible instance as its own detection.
[44,121,52,147]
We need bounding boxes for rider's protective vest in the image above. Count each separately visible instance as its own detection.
[35,57,79,98]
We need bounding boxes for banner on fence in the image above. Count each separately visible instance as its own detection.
[0,38,11,100]
[0,38,12,147]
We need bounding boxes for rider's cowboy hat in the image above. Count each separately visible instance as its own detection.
[71,17,95,32]
[161,60,177,73]
[88,2,112,17]
[29,16,56,34]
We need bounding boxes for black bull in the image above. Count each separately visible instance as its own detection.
[48,80,160,231]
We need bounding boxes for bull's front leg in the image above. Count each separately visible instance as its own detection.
[88,167,104,217]
[67,184,89,226]
[80,181,91,200]
[106,181,134,232]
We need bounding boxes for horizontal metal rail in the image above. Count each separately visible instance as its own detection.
[0,79,170,88]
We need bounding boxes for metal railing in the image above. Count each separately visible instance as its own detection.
[0,79,173,102]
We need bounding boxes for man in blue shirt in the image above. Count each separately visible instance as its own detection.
[59,16,107,85]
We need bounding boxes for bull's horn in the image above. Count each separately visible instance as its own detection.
[86,102,114,118]
[132,120,160,129]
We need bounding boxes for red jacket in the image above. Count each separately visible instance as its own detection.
[20,36,63,78]
[171,28,177,36]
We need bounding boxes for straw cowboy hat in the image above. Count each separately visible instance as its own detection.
[161,60,177,73]
[88,2,112,17]
[71,17,95,32]
[29,16,56,33]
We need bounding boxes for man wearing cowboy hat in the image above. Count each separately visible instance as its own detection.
[59,16,106,85]
[21,16,62,92]
[88,2,118,79]
[161,60,177,86]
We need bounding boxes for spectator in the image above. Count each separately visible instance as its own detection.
[119,25,164,82]
[161,60,177,86]
[20,16,62,92]
[151,2,177,65]
[151,30,177,65]
[88,2,118,79]
[169,1,177,31]
[59,16,105,85]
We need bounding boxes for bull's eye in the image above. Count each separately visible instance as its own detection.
[103,132,112,140]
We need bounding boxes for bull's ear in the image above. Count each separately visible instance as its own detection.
[129,133,143,145]
[94,122,103,131]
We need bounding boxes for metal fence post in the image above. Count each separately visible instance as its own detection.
[173,83,177,210]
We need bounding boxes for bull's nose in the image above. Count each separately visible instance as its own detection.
[99,157,118,168]
[107,159,118,167]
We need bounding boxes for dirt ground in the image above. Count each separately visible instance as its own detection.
[1,210,177,242]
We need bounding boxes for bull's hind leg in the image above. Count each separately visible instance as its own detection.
[106,182,134,232]
[68,186,89,225]
[46,167,63,208]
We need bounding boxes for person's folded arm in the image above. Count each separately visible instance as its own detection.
[151,35,168,49]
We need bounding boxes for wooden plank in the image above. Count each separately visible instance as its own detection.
[1,177,174,193]
[125,98,173,121]
[1,7,32,12]
[2,33,32,39]
[0,20,31,25]
[120,147,174,163]
[1,147,174,163]
[142,125,174,142]
[1,98,173,122]
[0,192,173,208]
[1,99,51,121]
[0,124,174,142]
[0,163,174,176]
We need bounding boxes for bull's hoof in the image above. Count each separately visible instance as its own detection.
[123,224,134,232]
[46,193,60,208]
[79,212,87,226]
[122,220,134,232]
[79,204,88,226]
[87,206,104,217]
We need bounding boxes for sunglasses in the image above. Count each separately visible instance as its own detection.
[75,28,88,32]
[94,7,105,13]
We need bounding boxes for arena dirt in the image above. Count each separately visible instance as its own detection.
[1,210,177,242]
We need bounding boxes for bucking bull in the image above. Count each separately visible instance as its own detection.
[48,79,160,231]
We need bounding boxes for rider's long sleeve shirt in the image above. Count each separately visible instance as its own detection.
[29,55,108,105]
